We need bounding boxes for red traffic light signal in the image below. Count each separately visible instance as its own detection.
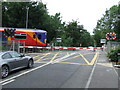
[4,28,16,37]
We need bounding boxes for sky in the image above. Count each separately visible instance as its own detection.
[39,0,119,34]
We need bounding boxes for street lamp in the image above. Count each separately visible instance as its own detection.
[26,6,29,29]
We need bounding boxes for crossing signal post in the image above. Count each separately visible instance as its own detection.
[4,28,16,37]
[4,28,16,51]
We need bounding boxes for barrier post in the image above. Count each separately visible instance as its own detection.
[18,41,20,53]
[23,41,25,54]
[13,40,15,51]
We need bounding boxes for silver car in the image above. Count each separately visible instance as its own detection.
[0,51,34,78]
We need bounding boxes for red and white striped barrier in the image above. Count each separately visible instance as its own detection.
[19,46,102,50]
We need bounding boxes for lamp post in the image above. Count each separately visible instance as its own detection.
[79,29,83,47]
[26,6,29,29]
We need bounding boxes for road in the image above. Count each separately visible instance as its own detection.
[1,50,119,89]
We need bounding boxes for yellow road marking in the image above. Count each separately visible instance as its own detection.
[33,53,50,58]
[57,62,88,65]
[50,52,60,62]
[33,55,42,58]
[89,52,98,65]
[57,54,81,63]
[59,52,95,63]
[35,53,50,62]
[56,52,98,65]
[34,52,98,66]
[80,54,90,65]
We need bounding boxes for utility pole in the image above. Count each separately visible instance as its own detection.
[26,6,29,29]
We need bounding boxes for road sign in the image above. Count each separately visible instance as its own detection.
[56,38,62,42]
[106,32,116,40]
[100,39,106,43]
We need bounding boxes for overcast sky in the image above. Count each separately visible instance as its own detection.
[40,0,119,34]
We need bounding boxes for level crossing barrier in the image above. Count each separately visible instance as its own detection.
[19,46,102,50]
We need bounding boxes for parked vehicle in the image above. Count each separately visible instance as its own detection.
[0,51,34,78]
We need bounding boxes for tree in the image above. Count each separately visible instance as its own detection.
[2,2,93,46]
[93,5,120,46]
[61,20,92,47]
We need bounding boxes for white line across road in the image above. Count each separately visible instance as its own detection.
[0,52,76,86]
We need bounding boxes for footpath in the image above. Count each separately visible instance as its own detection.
[88,50,119,89]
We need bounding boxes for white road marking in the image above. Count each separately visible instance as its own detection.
[51,52,76,64]
[0,62,51,85]
[0,52,76,86]
[85,52,99,89]
[1,79,15,85]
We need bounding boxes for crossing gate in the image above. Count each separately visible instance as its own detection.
[19,46,102,49]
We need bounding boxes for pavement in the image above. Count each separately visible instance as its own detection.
[89,50,119,89]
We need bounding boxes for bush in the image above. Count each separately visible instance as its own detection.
[108,47,120,62]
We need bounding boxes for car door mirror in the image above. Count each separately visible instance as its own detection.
[20,54,25,57]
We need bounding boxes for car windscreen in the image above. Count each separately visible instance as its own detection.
[9,52,21,58]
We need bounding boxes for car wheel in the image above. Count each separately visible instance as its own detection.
[28,60,33,68]
[1,65,9,78]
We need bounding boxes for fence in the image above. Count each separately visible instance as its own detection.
[106,41,120,53]
[0,40,25,53]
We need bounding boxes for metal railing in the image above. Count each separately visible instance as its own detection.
[106,41,120,53]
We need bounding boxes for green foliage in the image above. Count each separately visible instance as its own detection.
[2,2,93,47]
[107,47,120,62]
[93,5,120,46]
[60,21,93,47]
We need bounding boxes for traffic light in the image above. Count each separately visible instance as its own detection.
[4,28,16,37]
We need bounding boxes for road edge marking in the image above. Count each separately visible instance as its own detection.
[0,62,51,85]
[1,79,15,85]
